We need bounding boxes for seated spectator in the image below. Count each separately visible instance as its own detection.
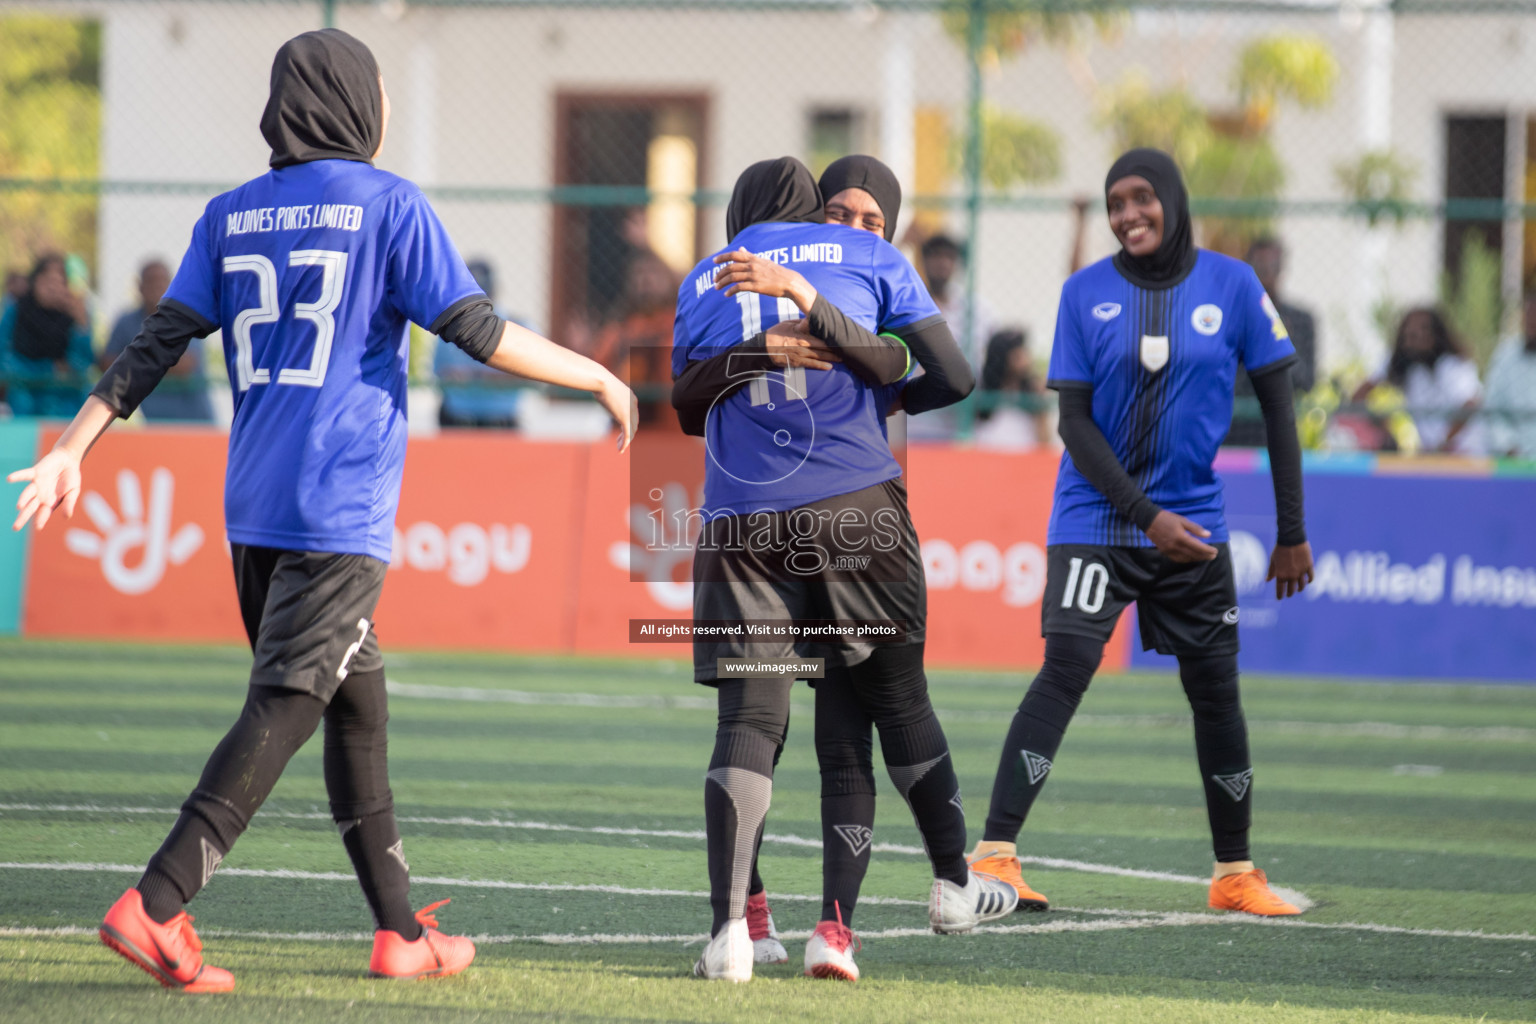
[103,258,214,422]
[0,253,94,417]
[1484,291,1536,459]
[973,328,1048,450]
[1357,306,1483,455]
[434,259,527,428]
[3,270,26,310]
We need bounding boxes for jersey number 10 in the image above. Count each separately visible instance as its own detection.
[223,249,349,392]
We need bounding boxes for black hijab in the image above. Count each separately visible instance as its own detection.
[260,29,383,169]
[11,256,75,362]
[817,155,901,241]
[725,157,824,242]
[1104,147,1197,290]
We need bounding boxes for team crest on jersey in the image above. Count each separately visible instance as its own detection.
[1192,304,1223,335]
[1092,302,1122,321]
[1139,335,1170,372]
[1261,293,1290,341]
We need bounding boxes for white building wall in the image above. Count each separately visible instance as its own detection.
[83,2,1536,377]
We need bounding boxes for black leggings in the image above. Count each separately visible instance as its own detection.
[705,643,968,932]
[982,634,1253,862]
[137,667,418,935]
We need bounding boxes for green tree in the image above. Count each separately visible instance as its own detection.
[1097,34,1337,254]
[0,15,101,278]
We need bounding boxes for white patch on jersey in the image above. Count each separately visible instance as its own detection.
[1020,749,1053,786]
[1211,769,1253,802]
[1139,334,1169,373]
[1092,302,1122,322]
[1222,606,1241,625]
[1260,293,1290,341]
[833,824,874,858]
[1192,304,1223,336]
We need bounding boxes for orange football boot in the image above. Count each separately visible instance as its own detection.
[369,899,476,979]
[99,888,235,993]
[966,852,1049,911]
[1208,869,1301,916]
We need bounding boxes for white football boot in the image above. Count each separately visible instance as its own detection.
[745,891,788,965]
[803,915,859,982]
[928,870,1020,934]
[692,917,753,982]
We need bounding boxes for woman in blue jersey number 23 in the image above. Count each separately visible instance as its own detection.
[9,29,638,993]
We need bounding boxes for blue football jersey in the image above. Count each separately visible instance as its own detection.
[672,221,939,518]
[1046,251,1295,546]
[164,159,480,561]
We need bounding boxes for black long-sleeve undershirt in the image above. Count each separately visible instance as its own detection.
[670,294,912,437]
[1055,384,1163,531]
[92,295,505,419]
[1249,359,1307,545]
[897,317,974,415]
[92,299,214,418]
[1055,368,1305,545]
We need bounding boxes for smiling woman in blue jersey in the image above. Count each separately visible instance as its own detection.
[967,148,1315,918]
[673,157,1016,984]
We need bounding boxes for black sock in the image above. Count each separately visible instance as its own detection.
[705,680,790,936]
[847,646,968,887]
[138,685,324,923]
[814,673,877,924]
[338,813,419,939]
[820,786,876,924]
[1180,654,1252,862]
[982,634,1102,843]
[324,667,420,939]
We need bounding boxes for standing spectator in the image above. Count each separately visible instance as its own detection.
[591,249,677,429]
[103,259,213,423]
[0,253,94,417]
[1363,307,1483,455]
[1484,292,1536,459]
[973,328,1049,450]
[1229,237,1316,446]
[911,234,995,440]
[920,234,996,370]
[433,260,527,428]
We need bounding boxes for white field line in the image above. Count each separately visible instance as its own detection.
[4,910,1533,946]
[0,861,919,906]
[0,802,1224,889]
[381,680,1536,743]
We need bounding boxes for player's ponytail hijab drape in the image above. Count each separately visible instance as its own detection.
[1105,147,1197,291]
[725,157,824,242]
[261,28,382,169]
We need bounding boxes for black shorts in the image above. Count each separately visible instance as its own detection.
[690,478,925,682]
[232,544,386,701]
[1040,543,1240,657]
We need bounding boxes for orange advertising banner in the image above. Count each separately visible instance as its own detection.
[21,429,1117,670]
[903,446,1128,671]
[25,428,245,642]
[374,433,592,651]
